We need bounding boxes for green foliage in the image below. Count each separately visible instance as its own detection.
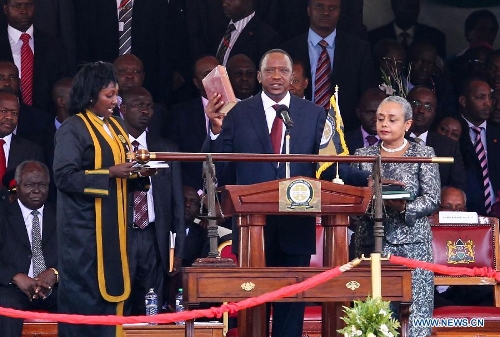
[337,296,400,337]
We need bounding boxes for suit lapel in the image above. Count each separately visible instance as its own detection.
[331,32,348,86]
[194,97,208,142]
[247,94,274,154]
[288,96,306,151]
[7,135,23,171]
[7,203,31,250]
[41,204,56,246]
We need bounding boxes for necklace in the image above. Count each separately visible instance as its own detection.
[380,138,408,153]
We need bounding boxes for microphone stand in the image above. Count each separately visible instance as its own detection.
[285,126,291,178]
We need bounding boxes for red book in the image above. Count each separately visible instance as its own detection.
[202,65,237,115]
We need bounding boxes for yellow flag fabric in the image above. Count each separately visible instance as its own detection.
[316,94,349,178]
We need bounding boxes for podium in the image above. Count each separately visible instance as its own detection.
[183,177,412,337]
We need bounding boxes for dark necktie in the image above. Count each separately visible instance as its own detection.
[216,24,236,64]
[20,33,34,106]
[132,140,148,228]
[471,126,493,213]
[366,135,378,146]
[414,137,424,145]
[400,31,410,49]
[118,0,133,55]
[314,40,332,110]
[31,210,46,277]
[270,105,284,154]
[0,139,5,184]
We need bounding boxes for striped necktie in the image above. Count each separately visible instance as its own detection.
[216,24,236,64]
[471,126,493,213]
[118,0,133,55]
[314,40,332,110]
[20,33,34,106]
[132,141,148,228]
[31,210,46,277]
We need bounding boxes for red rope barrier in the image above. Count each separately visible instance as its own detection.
[389,255,500,281]
[0,264,347,325]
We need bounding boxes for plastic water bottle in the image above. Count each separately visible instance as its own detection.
[175,288,185,325]
[145,288,158,324]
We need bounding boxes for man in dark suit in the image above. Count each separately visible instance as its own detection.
[0,0,69,113]
[0,160,58,337]
[121,86,185,316]
[368,0,446,59]
[281,0,376,131]
[458,78,500,215]
[226,54,257,100]
[168,55,220,191]
[344,87,386,154]
[0,90,45,202]
[0,61,49,144]
[215,0,281,67]
[205,49,369,337]
[407,86,465,190]
[73,0,177,104]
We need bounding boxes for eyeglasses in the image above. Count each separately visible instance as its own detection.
[0,108,19,117]
[410,100,433,111]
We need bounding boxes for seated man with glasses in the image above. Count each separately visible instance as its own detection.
[407,86,465,190]
[439,186,467,212]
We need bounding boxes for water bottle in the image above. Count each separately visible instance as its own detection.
[145,288,158,324]
[175,288,185,325]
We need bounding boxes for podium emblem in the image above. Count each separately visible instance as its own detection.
[279,178,321,212]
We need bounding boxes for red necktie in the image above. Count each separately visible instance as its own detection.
[270,105,283,154]
[472,126,493,213]
[314,40,332,110]
[132,141,149,228]
[0,139,6,184]
[20,33,34,106]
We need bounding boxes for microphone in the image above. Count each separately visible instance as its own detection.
[274,104,293,129]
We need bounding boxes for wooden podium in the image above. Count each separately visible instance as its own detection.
[183,177,413,337]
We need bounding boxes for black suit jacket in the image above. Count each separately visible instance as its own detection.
[344,128,365,155]
[182,221,209,267]
[368,21,446,59]
[281,30,377,131]
[459,120,500,215]
[225,16,282,68]
[0,202,58,286]
[16,103,51,145]
[0,28,69,113]
[127,134,185,274]
[167,97,207,190]
[73,0,172,103]
[426,131,465,190]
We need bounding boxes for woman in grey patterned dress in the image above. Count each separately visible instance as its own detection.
[352,95,440,337]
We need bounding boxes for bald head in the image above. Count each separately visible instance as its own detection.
[440,186,467,212]
[227,54,256,99]
[113,54,145,92]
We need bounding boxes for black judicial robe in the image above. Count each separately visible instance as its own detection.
[54,111,147,337]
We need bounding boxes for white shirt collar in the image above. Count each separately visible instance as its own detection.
[462,115,487,130]
[7,24,34,43]
[410,130,428,144]
[308,28,336,48]
[129,131,148,149]
[230,12,255,32]
[18,199,44,221]
[261,91,291,110]
[1,133,13,149]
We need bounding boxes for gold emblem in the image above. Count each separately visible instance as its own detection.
[240,282,255,291]
[346,280,360,290]
[446,238,475,264]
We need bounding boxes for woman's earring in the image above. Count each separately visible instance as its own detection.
[90,99,93,103]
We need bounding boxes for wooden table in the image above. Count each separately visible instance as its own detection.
[123,322,224,337]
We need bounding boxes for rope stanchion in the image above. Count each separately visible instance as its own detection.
[389,255,500,281]
[0,259,360,325]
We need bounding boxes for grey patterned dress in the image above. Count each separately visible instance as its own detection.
[352,142,441,337]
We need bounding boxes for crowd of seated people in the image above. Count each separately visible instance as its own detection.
[0,0,499,336]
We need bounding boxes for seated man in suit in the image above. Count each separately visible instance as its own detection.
[0,90,46,202]
[0,160,58,337]
[226,54,257,100]
[368,0,446,59]
[407,86,465,190]
[281,0,376,130]
[205,49,370,337]
[215,0,281,67]
[345,87,386,154]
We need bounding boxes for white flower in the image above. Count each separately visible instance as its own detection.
[379,83,395,95]
[388,332,394,337]
[355,330,362,336]
[379,309,387,316]
[344,333,349,337]
[380,324,389,333]
[367,333,376,337]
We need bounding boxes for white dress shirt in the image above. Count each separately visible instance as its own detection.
[18,199,45,278]
[7,24,35,81]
